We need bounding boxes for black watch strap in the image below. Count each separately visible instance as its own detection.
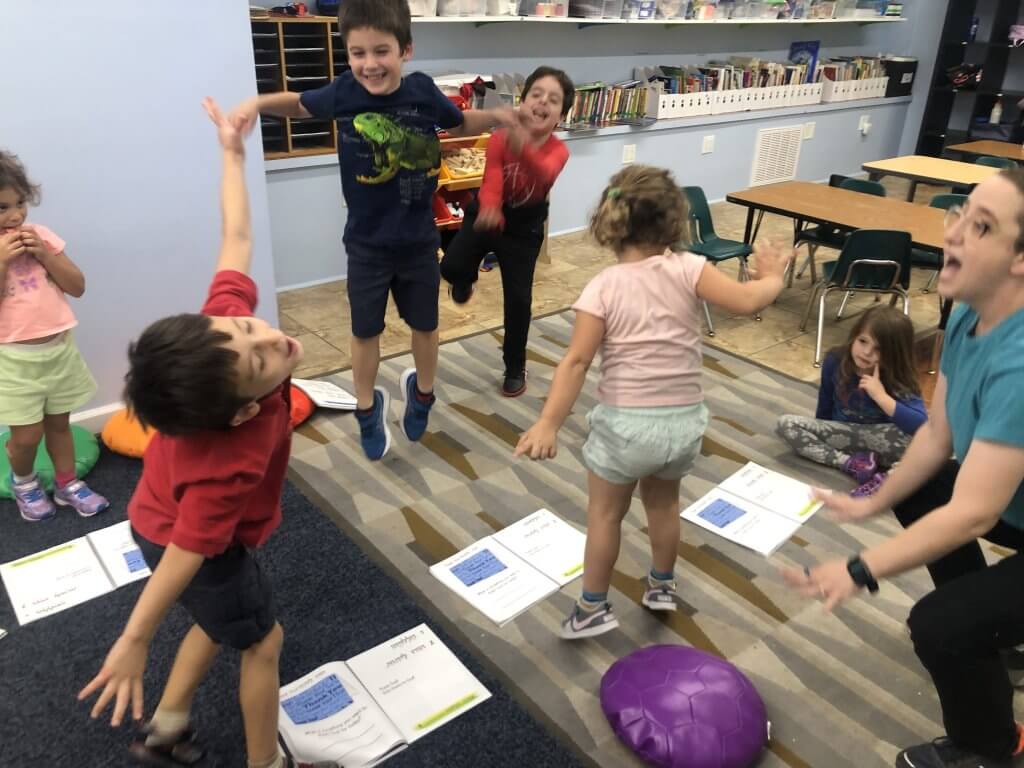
[848,555,879,594]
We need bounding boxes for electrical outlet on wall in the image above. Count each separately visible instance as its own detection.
[622,144,636,164]
[701,135,715,154]
[802,121,815,140]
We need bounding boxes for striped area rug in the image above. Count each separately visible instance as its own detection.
[289,310,1017,768]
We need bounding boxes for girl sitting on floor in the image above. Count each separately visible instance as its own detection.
[776,305,927,497]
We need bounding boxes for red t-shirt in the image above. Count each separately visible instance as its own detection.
[128,270,292,558]
[477,130,569,226]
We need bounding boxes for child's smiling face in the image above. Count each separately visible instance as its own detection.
[519,75,565,138]
[345,26,410,97]
[0,187,27,230]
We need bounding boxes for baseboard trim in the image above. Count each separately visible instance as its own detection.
[71,402,123,435]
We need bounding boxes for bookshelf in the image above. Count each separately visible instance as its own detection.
[916,0,1024,157]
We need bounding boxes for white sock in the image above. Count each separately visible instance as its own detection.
[145,707,190,747]
[248,750,285,768]
[12,471,35,484]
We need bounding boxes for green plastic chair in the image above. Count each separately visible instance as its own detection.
[800,229,912,367]
[791,176,887,286]
[913,193,966,294]
[681,186,755,336]
[975,155,1018,170]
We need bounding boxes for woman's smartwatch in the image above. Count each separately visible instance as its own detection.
[847,555,879,594]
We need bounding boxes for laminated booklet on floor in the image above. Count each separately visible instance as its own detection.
[429,509,586,626]
[0,520,151,626]
[278,623,491,767]
[680,462,823,556]
[292,378,358,410]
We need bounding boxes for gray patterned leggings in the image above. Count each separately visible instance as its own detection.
[775,414,910,470]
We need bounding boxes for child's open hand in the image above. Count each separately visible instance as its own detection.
[77,633,149,727]
[515,421,558,460]
[0,230,25,266]
[475,207,504,232]
[749,240,793,281]
[227,97,260,136]
[19,227,48,261]
[203,97,245,156]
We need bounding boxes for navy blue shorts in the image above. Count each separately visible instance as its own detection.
[132,528,276,651]
[346,241,440,339]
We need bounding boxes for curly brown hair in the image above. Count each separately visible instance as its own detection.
[589,165,690,254]
[0,150,41,206]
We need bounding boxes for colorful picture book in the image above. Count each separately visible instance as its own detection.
[0,520,151,626]
[429,509,586,626]
[680,462,823,556]
[278,623,490,767]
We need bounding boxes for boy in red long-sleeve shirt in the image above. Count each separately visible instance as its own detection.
[441,67,574,397]
[78,100,332,768]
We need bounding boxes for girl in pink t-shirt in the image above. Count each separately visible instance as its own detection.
[515,165,790,640]
[0,150,107,522]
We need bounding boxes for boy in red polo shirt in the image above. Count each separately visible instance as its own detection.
[78,99,331,768]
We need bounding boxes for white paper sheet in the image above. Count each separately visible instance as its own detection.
[86,521,151,587]
[0,537,115,625]
[492,508,586,587]
[292,378,358,410]
[718,462,823,522]
[279,662,406,767]
[346,623,491,744]
[429,538,558,626]
[681,488,803,557]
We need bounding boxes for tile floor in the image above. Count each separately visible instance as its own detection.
[278,176,947,397]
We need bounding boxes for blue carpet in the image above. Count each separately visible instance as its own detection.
[0,448,586,767]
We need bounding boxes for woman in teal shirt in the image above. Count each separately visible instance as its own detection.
[786,167,1024,768]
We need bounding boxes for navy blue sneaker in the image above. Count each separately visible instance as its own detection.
[399,368,434,442]
[355,386,392,460]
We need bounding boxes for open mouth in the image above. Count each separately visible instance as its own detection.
[362,72,388,85]
[939,253,962,282]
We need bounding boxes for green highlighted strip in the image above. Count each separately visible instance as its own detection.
[798,501,820,518]
[11,543,75,568]
[562,563,584,578]
[414,693,478,731]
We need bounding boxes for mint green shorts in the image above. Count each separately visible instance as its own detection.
[582,402,708,485]
[0,333,97,426]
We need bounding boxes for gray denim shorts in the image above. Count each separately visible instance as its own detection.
[582,402,708,485]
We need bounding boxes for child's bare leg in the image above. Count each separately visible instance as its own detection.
[410,329,438,393]
[639,475,682,576]
[581,471,637,597]
[157,624,221,715]
[239,622,284,764]
[351,336,381,410]
[42,412,75,477]
[6,421,44,477]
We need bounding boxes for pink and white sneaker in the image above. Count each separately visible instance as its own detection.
[10,473,56,522]
[54,479,109,517]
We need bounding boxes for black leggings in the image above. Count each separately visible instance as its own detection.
[893,460,1024,759]
[440,202,546,376]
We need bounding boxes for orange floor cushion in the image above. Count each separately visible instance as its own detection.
[101,409,156,458]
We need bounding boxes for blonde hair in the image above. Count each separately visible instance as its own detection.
[589,165,689,254]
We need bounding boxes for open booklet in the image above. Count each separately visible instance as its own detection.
[681,462,823,556]
[0,520,151,626]
[278,623,491,767]
[292,378,358,411]
[429,508,586,626]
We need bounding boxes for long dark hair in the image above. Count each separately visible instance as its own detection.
[831,305,920,403]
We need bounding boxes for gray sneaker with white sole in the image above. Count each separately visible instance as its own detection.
[560,603,620,640]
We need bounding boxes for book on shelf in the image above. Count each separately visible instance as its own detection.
[278,623,491,767]
[788,40,820,83]
[429,509,586,626]
[680,462,823,556]
[562,82,648,128]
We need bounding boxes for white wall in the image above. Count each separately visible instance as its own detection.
[1,2,278,426]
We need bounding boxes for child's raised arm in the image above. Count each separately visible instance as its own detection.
[203,98,252,276]
[227,93,311,136]
[696,240,791,316]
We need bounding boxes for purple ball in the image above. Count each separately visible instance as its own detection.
[600,645,768,768]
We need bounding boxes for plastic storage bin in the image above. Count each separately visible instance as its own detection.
[408,0,439,14]
[437,0,487,15]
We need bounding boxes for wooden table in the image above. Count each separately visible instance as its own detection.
[726,180,950,370]
[946,140,1024,163]
[863,155,998,200]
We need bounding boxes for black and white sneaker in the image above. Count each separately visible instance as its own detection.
[642,581,678,612]
[560,603,620,640]
[895,736,1019,768]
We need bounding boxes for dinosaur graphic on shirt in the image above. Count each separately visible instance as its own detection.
[352,112,440,185]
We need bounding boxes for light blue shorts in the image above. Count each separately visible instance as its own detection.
[582,402,708,486]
